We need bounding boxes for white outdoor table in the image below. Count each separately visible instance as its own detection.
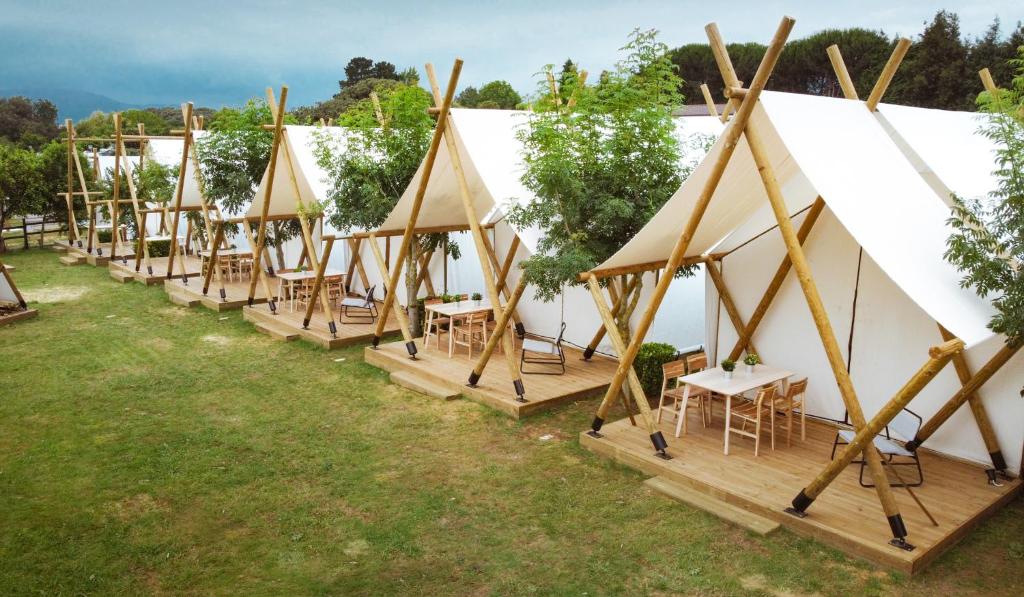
[423,301,492,357]
[276,269,346,311]
[199,248,253,258]
[674,364,794,454]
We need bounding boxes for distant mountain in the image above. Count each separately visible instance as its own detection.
[0,87,149,121]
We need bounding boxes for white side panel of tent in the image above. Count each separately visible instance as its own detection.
[146,139,184,169]
[0,273,19,304]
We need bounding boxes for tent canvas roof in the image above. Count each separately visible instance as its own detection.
[146,138,184,169]
[595,91,996,347]
[379,108,724,254]
[0,270,19,304]
[247,125,348,219]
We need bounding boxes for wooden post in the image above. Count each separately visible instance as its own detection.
[165,102,194,281]
[241,218,276,302]
[246,86,288,312]
[110,114,123,262]
[64,119,79,247]
[795,339,963,506]
[866,39,911,111]
[727,198,825,360]
[426,65,526,401]
[589,17,794,449]
[468,276,528,384]
[582,274,639,360]
[705,258,758,358]
[479,229,524,335]
[586,275,664,454]
[906,341,1022,453]
[118,129,152,275]
[826,45,859,100]
[937,325,1008,472]
[201,220,225,297]
[699,84,719,117]
[302,236,336,332]
[347,238,371,292]
[366,233,415,345]
[371,60,462,357]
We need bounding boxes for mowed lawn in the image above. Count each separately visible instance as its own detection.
[1,248,1022,595]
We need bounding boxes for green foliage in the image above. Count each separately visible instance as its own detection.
[97,229,112,243]
[340,57,399,90]
[147,238,171,258]
[294,78,402,123]
[743,353,760,366]
[0,144,47,240]
[635,342,678,397]
[121,109,170,136]
[0,96,58,148]
[134,158,177,204]
[457,80,522,109]
[721,358,736,372]
[194,99,276,215]
[74,110,114,138]
[945,47,1024,345]
[510,29,689,301]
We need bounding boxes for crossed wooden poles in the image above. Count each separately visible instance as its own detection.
[367,60,528,402]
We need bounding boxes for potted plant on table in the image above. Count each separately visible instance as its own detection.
[471,292,482,306]
[743,353,760,374]
[721,358,736,380]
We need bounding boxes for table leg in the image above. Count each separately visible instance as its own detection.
[724,394,732,455]
[674,384,692,438]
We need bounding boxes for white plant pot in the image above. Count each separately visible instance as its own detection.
[723,370,733,380]
[473,300,481,306]
[746,364,755,374]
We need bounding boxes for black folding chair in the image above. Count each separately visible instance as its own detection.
[339,285,378,323]
[520,322,567,375]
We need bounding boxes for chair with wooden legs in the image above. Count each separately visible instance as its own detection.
[773,378,808,446]
[423,298,451,349]
[657,358,710,435]
[294,278,316,311]
[727,384,777,456]
[237,257,253,281]
[325,275,344,308]
[450,312,486,358]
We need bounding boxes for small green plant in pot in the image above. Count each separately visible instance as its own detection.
[471,292,482,305]
[721,358,736,379]
[743,353,760,373]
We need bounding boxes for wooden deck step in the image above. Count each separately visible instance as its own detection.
[253,319,300,342]
[390,369,461,401]
[644,476,780,536]
[59,254,85,266]
[109,269,134,283]
[167,291,200,307]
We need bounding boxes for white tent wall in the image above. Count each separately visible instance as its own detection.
[0,273,18,303]
[712,206,1024,472]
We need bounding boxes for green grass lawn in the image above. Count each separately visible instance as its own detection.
[1,247,1022,595]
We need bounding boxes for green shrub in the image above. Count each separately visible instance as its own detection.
[634,342,678,397]
[97,230,112,243]
[147,239,171,258]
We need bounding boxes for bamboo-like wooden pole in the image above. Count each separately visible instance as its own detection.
[371,60,462,356]
[565,70,588,109]
[241,218,275,302]
[246,86,288,312]
[727,198,825,360]
[347,238,371,292]
[64,119,79,247]
[705,258,758,358]
[796,339,963,504]
[201,220,226,297]
[546,70,562,106]
[589,16,794,444]
[586,274,665,454]
[110,114,123,262]
[582,274,640,360]
[119,130,152,274]
[468,276,528,385]
[826,45,859,100]
[979,68,998,95]
[366,233,415,345]
[936,325,1007,471]
[427,66,526,401]
[699,84,719,117]
[165,102,194,281]
[866,38,911,111]
[302,236,336,332]
[479,229,524,335]
[906,341,1021,452]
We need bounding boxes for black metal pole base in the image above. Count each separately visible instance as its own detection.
[247,297,254,307]
[181,274,188,284]
[515,322,526,338]
[467,371,481,387]
[328,321,337,338]
[371,335,381,349]
[582,346,595,360]
[990,450,1007,473]
[889,537,915,551]
[786,489,814,517]
[302,318,310,330]
[405,341,418,359]
[887,513,912,551]
[219,288,226,300]
[513,379,527,403]
[651,431,671,460]
[985,468,1005,487]
[268,300,277,314]
[147,266,153,275]
[587,416,605,438]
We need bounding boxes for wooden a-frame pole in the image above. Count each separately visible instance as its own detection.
[421,65,526,400]
[110,114,125,263]
[246,86,288,312]
[64,119,81,247]
[302,235,337,331]
[165,102,194,282]
[587,16,794,457]
[718,36,907,544]
[346,238,371,292]
[116,118,152,275]
[468,275,528,383]
[705,258,758,358]
[366,233,415,343]
[478,229,524,336]
[581,274,639,360]
[699,84,719,118]
[370,59,462,357]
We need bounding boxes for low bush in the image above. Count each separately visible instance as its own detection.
[97,230,112,243]
[147,239,171,258]
[635,342,678,397]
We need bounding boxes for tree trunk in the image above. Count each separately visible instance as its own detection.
[406,238,421,337]
[272,222,287,270]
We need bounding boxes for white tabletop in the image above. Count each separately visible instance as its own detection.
[200,248,253,257]
[425,301,492,317]
[277,268,345,281]
[681,364,793,396]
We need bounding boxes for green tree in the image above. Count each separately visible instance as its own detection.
[121,109,170,136]
[74,111,114,138]
[0,96,58,148]
[0,145,45,251]
[896,10,973,109]
[313,82,456,335]
[294,78,401,123]
[773,28,892,96]
[509,29,691,344]
[340,57,399,90]
[945,47,1024,345]
[475,80,522,109]
[456,86,480,107]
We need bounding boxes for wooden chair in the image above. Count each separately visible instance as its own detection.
[237,257,253,281]
[774,378,807,446]
[727,384,777,456]
[293,278,316,311]
[325,275,344,307]
[450,312,486,358]
[520,322,567,375]
[423,298,450,349]
[658,358,710,435]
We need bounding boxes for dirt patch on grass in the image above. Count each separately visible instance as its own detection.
[741,574,821,597]
[200,334,234,347]
[27,285,90,304]
[108,493,168,522]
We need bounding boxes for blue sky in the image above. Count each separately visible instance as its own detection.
[2,0,1021,109]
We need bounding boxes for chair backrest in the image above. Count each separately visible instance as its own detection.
[662,360,688,386]
[888,409,922,441]
[684,352,707,374]
[787,378,808,400]
[554,322,567,345]
[754,384,777,406]
[364,285,376,306]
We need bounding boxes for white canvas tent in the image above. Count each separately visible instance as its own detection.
[593,90,1023,472]
[378,108,723,350]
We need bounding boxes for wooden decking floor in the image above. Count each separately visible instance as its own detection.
[365,336,618,418]
[242,300,401,350]
[163,277,269,311]
[581,409,1021,574]
[109,255,202,285]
